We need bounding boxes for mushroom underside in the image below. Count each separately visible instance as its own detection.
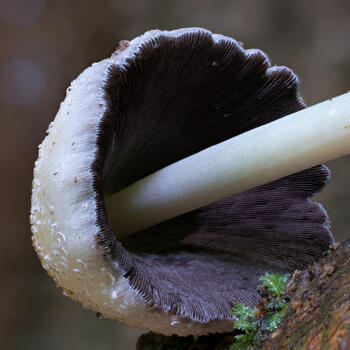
[94,31,333,323]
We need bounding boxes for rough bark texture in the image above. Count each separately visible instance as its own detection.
[258,239,350,350]
[136,239,350,350]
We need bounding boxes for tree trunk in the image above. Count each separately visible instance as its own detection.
[137,239,350,350]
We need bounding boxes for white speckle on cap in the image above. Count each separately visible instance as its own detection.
[31,27,238,336]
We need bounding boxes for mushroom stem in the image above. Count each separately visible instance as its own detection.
[105,92,350,238]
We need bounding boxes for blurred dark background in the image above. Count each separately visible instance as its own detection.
[1,0,349,349]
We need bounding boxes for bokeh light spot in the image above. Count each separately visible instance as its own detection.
[0,59,47,105]
[0,0,45,26]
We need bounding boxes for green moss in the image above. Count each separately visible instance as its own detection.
[231,273,290,350]
[259,273,289,298]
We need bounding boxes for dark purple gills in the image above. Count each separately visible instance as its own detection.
[94,31,333,322]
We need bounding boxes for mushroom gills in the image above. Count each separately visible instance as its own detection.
[97,30,333,321]
[31,28,334,335]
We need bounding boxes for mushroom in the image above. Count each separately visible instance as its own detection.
[31,27,344,336]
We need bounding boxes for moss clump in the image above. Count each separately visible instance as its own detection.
[230,273,289,350]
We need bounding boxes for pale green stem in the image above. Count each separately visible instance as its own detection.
[105,92,350,239]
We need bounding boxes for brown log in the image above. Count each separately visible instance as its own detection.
[136,239,350,350]
[258,239,350,350]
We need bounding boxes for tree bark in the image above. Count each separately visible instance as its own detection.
[258,239,350,350]
[137,239,350,350]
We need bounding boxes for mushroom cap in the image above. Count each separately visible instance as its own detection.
[31,27,333,336]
